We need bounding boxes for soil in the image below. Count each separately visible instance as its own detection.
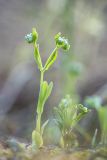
[0,141,107,160]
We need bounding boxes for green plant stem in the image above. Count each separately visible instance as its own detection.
[36,71,44,133]
[40,71,44,87]
[36,114,41,133]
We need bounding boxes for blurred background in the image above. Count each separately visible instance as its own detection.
[0,0,107,144]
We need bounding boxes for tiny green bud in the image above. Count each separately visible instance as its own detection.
[56,37,64,45]
[25,33,33,43]
[62,39,70,51]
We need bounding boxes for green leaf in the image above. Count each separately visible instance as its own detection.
[34,44,43,71]
[45,81,53,100]
[37,81,48,114]
[41,120,49,135]
[91,129,98,147]
[40,81,48,102]
[37,81,53,115]
[98,107,107,144]
[44,48,58,71]
[32,28,38,42]
[32,130,43,149]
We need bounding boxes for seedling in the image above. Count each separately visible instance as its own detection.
[84,96,107,146]
[25,28,70,149]
[54,95,88,148]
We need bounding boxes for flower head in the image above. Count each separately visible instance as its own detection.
[55,33,70,51]
[25,28,38,43]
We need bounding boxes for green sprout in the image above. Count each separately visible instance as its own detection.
[84,96,107,146]
[25,28,70,150]
[54,95,88,148]
[98,107,107,145]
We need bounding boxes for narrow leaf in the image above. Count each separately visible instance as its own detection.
[37,81,48,114]
[44,48,58,71]
[39,81,48,102]
[37,81,53,115]
[41,120,49,135]
[34,44,43,71]
[45,81,53,100]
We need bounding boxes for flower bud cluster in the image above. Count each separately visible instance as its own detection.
[25,28,38,43]
[55,33,70,51]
